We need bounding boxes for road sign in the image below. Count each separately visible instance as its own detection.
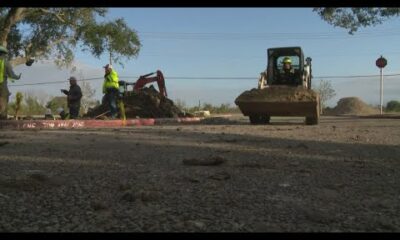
[376,56,387,114]
[376,56,387,68]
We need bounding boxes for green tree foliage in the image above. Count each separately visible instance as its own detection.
[18,92,47,116]
[175,100,240,114]
[46,96,68,114]
[0,8,141,118]
[202,103,214,112]
[314,79,336,114]
[7,92,23,118]
[0,8,141,67]
[313,8,400,34]
[386,100,400,112]
[199,103,238,113]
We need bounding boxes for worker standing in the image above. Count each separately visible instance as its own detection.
[0,45,22,120]
[61,76,82,119]
[102,64,119,119]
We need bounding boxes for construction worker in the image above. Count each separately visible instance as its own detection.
[102,64,119,119]
[61,76,82,119]
[0,45,22,120]
[276,56,298,85]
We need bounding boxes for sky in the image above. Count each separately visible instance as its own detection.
[9,8,400,107]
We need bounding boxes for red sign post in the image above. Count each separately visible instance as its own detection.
[376,56,387,115]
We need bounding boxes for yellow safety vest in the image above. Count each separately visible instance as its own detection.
[102,69,119,93]
[0,58,4,84]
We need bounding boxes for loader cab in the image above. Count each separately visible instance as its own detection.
[266,47,307,87]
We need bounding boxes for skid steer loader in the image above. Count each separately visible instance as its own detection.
[235,47,320,125]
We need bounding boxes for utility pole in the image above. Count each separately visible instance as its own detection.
[380,68,383,114]
[108,36,112,65]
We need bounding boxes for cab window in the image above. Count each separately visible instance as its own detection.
[276,56,300,71]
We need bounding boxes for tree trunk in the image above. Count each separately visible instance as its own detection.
[0,82,10,120]
[0,8,26,47]
[0,8,26,119]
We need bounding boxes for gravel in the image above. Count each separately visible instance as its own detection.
[0,115,399,232]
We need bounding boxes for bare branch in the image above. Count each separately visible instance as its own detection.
[39,8,66,23]
[13,36,73,66]
[9,56,28,66]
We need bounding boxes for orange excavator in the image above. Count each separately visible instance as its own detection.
[119,70,167,97]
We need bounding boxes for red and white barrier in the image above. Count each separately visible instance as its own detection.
[0,117,204,130]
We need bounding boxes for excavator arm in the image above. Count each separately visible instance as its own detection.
[133,70,167,97]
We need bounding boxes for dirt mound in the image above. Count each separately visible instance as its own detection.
[326,97,379,116]
[235,86,318,103]
[85,86,190,119]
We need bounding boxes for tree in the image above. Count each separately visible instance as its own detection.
[22,91,47,116]
[314,79,336,114]
[202,102,214,112]
[174,98,187,111]
[7,91,23,119]
[313,8,400,34]
[0,8,141,118]
[46,96,68,114]
[80,80,98,115]
[386,100,400,112]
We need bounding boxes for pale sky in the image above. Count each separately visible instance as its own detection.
[9,8,400,107]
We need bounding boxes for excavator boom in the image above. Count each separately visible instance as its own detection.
[133,70,167,97]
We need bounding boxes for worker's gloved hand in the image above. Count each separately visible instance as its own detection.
[61,89,69,95]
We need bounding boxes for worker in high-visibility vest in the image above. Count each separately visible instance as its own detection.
[102,64,119,119]
[0,45,22,120]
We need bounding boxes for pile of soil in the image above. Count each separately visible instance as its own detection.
[235,86,318,103]
[325,97,379,116]
[85,86,190,118]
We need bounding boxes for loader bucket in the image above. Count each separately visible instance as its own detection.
[235,86,320,125]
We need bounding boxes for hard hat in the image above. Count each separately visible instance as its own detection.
[103,64,112,69]
[0,46,8,54]
[68,76,77,82]
[282,57,292,64]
